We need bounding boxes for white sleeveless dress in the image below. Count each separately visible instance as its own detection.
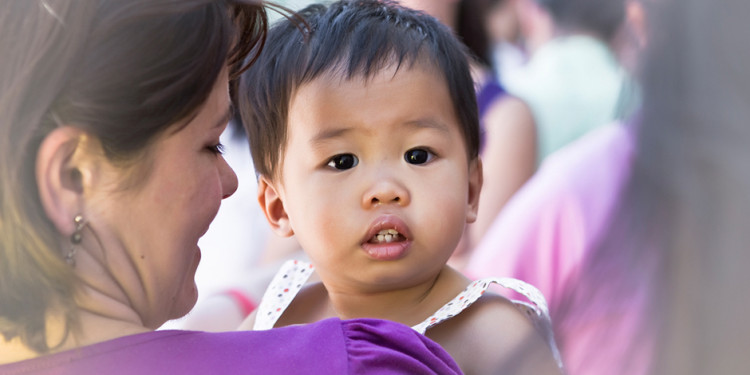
[253,259,564,369]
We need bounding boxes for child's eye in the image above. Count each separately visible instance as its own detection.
[326,154,359,170]
[404,148,434,165]
[208,142,225,155]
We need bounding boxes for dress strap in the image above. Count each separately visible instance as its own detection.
[412,277,564,370]
[252,259,315,330]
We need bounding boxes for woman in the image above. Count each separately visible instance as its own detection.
[0,1,460,373]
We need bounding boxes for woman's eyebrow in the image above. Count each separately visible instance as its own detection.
[214,103,235,129]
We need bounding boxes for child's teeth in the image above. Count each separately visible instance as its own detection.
[373,229,400,243]
[377,229,398,235]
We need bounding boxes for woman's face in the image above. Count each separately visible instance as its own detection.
[86,71,238,328]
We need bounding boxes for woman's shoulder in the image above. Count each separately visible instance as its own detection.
[0,328,345,374]
[0,330,249,374]
[0,320,461,374]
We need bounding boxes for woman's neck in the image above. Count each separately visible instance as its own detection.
[54,280,150,351]
[56,309,150,351]
[61,243,160,346]
[322,265,470,327]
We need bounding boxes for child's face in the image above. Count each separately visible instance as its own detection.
[261,64,481,292]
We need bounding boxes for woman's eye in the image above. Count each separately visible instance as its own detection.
[208,142,225,155]
[404,148,434,165]
[326,154,358,170]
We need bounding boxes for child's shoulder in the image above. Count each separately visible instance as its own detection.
[463,292,543,346]
[427,291,536,349]
[422,272,564,374]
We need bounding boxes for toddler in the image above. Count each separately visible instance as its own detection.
[237,1,563,373]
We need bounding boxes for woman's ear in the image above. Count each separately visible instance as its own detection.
[257,176,294,237]
[35,126,89,235]
[466,158,484,224]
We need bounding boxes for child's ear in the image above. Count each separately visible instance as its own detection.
[36,126,90,235]
[465,157,483,224]
[257,176,294,237]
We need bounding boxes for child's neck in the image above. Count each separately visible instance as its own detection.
[321,265,470,327]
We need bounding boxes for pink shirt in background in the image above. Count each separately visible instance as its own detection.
[465,123,652,375]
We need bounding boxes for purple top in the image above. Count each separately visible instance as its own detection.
[476,78,507,153]
[0,318,462,375]
[476,78,506,117]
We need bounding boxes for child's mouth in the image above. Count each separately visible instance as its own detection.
[361,215,412,260]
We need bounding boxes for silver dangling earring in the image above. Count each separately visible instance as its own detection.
[66,214,84,267]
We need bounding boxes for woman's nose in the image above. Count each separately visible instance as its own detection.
[220,158,238,199]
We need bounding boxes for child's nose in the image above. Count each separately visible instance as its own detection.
[362,178,410,208]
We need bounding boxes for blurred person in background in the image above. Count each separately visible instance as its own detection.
[485,0,527,87]
[507,0,635,163]
[467,0,750,373]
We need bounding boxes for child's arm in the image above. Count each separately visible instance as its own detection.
[427,294,563,374]
[478,297,563,375]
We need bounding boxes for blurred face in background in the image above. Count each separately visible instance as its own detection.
[398,0,460,28]
[613,0,649,74]
[486,0,522,45]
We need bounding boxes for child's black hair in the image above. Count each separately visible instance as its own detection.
[238,0,479,179]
